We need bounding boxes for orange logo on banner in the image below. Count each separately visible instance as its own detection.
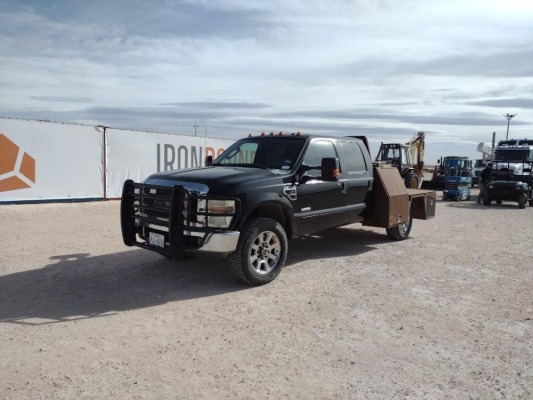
[0,133,36,192]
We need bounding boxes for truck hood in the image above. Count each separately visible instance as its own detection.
[143,166,288,195]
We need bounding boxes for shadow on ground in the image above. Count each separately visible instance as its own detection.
[0,225,387,324]
[443,200,526,210]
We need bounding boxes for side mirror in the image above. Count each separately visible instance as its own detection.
[321,158,340,181]
[205,155,213,167]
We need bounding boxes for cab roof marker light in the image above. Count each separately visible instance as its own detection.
[261,132,265,136]
[270,132,274,136]
[279,131,283,135]
[248,133,253,137]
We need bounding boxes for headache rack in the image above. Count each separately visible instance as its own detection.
[120,180,238,256]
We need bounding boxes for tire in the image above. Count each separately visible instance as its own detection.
[518,193,526,209]
[411,176,419,189]
[404,174,418,189]
[228,217,288,285]
[529,199,533,207]
[386,214,413,241]
[482,190,491,206]
[442,193,447,201]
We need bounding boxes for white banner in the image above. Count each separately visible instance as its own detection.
[0,118,103,202]
[106,128,234,198]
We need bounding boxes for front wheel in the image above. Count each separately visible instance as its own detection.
[228,217,288,285]
[518,193,527,209]
[386,214,413,241]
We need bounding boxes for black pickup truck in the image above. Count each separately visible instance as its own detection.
[121,133,436,285]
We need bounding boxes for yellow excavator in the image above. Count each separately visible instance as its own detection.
[375,131,425,189]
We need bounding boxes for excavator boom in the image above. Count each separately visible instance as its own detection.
[406,131,425,176]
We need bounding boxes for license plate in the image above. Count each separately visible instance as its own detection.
[148,232,165,248]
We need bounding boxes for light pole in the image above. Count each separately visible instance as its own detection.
[503,113,517,140]
[194,124,199,136]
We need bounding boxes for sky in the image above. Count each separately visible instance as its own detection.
[1,0,533,163]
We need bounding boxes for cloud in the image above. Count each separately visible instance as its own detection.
[466,98,533,109]
[1,0,533,164]
[31,96,92,103]
[159,101,271,109]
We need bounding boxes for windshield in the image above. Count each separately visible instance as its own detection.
[377,146,400,161]
[443,158,469,169]
[474,160,486,168]
[212,137,306,170]
[494,149,532,162]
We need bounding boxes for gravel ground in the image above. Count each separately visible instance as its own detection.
[0,188,532,400]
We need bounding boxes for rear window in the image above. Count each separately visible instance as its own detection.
[339,140,368,173]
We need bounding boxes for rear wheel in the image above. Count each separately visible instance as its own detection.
[412,176,419,189]
[228,217,288,285]
[405,174,419,189]
[386,214,413,241]
[518,193,526,209]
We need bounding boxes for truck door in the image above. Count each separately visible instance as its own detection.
[338,139,373,215]
[296,139,350,234]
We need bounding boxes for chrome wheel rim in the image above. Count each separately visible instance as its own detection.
[399,220,410,236]
[250,231,281,275]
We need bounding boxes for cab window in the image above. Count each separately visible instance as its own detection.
[301,140,339,180]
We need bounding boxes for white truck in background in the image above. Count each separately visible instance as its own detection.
[492,139,533,177]
[471,142,492,186]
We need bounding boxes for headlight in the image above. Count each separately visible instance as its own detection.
[207,199,235,228]
[208,199,235,214]
[197,199,236,228]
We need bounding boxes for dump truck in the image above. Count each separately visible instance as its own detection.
[375,131,425,188]
[121,133,436,285]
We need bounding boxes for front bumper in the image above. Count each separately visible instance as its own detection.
[200,231,240,253]
[121,180,241,256]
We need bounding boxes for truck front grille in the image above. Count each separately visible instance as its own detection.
[121,180,240,253]
[121,180,201,250]
[137,186,173,225]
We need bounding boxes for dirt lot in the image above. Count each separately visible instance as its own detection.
[0,189,532,400]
